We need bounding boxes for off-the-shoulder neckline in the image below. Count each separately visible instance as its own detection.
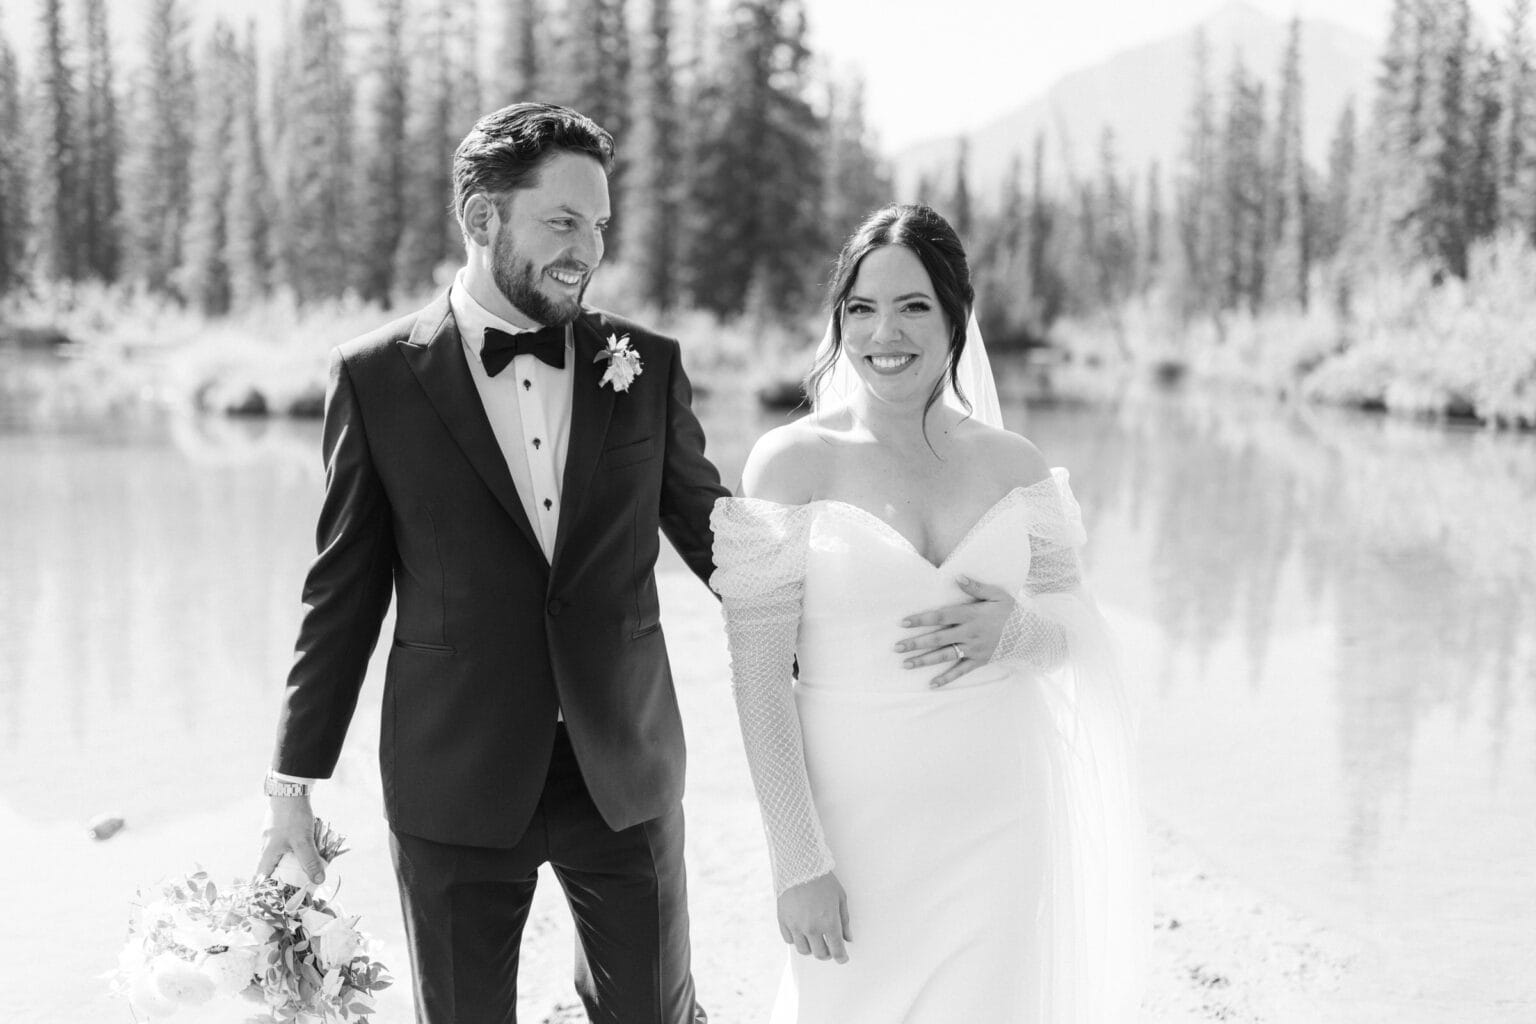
[720,469,1068,571]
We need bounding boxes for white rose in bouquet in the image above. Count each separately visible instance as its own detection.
[199,945,260,996]
[301,906,364,969]
[127,966,177,1019]
[129,953,217,1017]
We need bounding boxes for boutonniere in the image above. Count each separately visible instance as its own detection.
[594,333,643,393]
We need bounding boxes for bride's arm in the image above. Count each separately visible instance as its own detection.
[987,540,1078,672]
[710,426,850,962]
[712,500,832,892]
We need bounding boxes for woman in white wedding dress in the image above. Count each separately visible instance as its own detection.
[711,204,1147,1023]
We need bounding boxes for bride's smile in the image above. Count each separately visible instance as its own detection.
[865,352,916,373]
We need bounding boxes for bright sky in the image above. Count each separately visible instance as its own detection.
[806,0,1512,150]
[0,0,1513,153]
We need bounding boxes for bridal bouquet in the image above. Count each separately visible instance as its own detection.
[110,820,392,1022]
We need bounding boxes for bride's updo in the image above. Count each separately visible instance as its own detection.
[809,203,976,418]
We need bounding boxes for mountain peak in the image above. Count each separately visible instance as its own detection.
[894,7,1378,200]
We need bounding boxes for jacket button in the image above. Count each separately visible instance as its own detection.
[547,598,563,616]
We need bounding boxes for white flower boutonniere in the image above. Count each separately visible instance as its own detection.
[595,333,643,393]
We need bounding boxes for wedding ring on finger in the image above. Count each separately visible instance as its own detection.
[949,642,965,662]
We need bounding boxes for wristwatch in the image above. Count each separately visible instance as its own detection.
[262,772,312,798]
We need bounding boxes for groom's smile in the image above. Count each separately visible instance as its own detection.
[547,266,585,288]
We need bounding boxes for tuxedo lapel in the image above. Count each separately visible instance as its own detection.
[550,313,616,573]
[397,292,544,560]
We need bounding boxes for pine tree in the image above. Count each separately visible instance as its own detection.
[179,21,240,314]
[225,23,272,309]
[449,1,483,134]
[1422,0,1472,277]
[1218,58,1267,312]
[1267,17,1309,308]
[1091,125,1136,314]
[358,0,409,305]
[628,0,681,311]
[684,0,825,320]
[500,0,543,103]
[950,137,973,240]
[1144,160,1164,289]
[996,152,1025,255]
[1496,0,1536,238]
[394,0,458,292]
[1024,131,1061,329]
[822,75,889,244]
[552,0,631,255]
[121,0,193,294]
[280,0,354,302]
[31,0,81,282]
[1320,100,1358,264]
[79,0,120,281]
[1363,0,1431,260]
[0,17,28,295]
[1466,46,1504,244]
[1175,28,1219,320]
[973,150,1028,344]
[671,0,712,298]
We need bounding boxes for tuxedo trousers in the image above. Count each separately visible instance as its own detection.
[389,725,707,1024]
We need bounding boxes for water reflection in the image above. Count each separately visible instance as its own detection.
[1,377,1532,1007]
[1017,386,1535,1009]
[0,415,325,826]
[1040,390,1536,869]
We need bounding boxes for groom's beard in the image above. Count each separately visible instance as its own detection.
[493,228,588,327]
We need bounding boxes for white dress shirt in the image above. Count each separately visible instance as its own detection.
[272,273,576,787]
[447,271,574,560]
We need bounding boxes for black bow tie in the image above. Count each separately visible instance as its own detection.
[482,324,567,375]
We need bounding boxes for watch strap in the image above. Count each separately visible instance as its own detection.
[263,772,312,798]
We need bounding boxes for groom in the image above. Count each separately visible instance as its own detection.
[255,103,723,1023]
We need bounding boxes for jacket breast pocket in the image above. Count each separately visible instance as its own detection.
[602,435,655,469]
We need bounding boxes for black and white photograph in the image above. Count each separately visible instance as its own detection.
[1,0,1532,1021]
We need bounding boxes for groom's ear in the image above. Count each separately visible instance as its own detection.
[463,193,498,248]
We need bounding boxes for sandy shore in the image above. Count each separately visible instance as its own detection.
[6,570,1371,1023]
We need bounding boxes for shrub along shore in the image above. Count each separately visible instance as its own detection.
[2,253,1533,430]
[1047,237,1536,431]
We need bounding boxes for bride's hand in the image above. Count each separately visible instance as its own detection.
[896,574,1015,688]
[777,872,852,963]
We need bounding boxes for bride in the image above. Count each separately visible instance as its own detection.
[710,203,1148,1022]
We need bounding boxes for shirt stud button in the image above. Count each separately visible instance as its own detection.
[532,438,541,449]
[523,379,531,390]
[543,498,553,510]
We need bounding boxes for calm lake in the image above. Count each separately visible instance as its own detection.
[2,361,1533,1020]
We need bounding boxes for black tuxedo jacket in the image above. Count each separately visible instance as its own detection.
[271,291,729,847]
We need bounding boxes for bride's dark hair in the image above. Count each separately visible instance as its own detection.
[807,203,975,422]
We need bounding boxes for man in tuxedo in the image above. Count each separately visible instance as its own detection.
[255,103,723,1023]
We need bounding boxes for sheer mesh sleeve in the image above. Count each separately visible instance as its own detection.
[990,470,1090,672]
[710,497,836,895]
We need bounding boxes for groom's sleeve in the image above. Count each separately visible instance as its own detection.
[657,338,730,587]
[271,348,396,779]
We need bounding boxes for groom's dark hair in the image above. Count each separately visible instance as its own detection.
[452,103,616,224]
[811,204,976,430]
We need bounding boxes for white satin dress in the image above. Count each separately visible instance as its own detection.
[711,470,1146,1023]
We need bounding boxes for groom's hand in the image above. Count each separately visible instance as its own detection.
[896,574,1015,688]
[255,797,325,885]
[777,872,852,963]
